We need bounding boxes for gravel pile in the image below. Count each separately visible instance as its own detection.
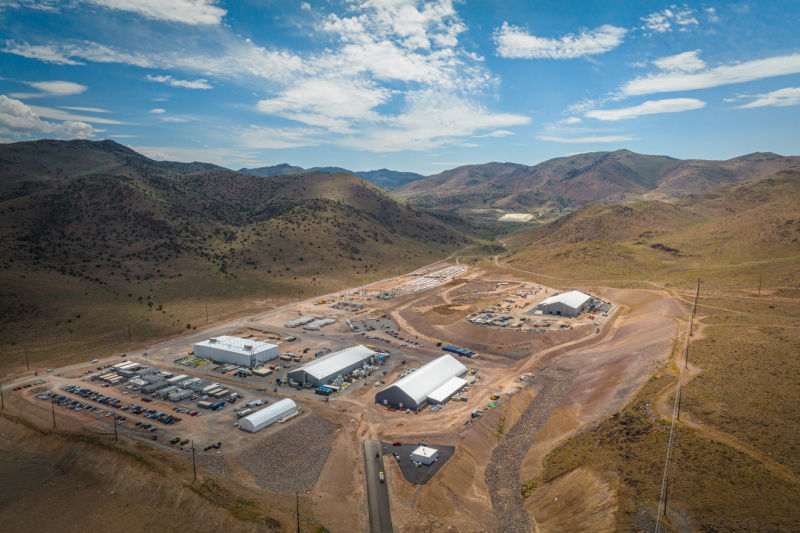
[238,414,337,493]
[484,369,574,533]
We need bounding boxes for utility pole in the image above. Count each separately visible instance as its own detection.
[689,279,700,339]
[191,440,197,481]
[25,347,30,371]
[51,398,56,430]
[1,382,4,409]
[296,492,300,533]
[112,405,118,441]
[758,275,762,296]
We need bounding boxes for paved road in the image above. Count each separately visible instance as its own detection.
[363,440,394,533]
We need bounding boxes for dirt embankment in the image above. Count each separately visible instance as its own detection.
[0,416,284,532]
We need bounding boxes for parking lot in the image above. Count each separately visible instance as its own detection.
[380,442,456,484]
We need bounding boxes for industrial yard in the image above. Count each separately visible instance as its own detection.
[3,262,682,533]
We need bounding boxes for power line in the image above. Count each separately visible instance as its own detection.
[655,280,700,532]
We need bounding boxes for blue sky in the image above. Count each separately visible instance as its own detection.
[0,0,798,174]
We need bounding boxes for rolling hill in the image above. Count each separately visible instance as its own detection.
[501,170,800,285]
[238,164,425,190]
[394,150,800,211]
[0,139,467,369]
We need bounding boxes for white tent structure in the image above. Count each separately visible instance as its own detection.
[375,354,467,410]
[287,345,376,387]
[532,290,591,318]
[238,398,297,433]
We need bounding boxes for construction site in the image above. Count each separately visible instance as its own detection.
[3,260,683,533]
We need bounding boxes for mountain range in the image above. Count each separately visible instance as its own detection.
[393,149,800,210]
[238,163,425,191]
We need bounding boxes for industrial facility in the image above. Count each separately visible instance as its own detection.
[375,354,467,410]
[238,398,298,433]
[287,345,377,387]
[193,336,279,367]
[530,290,591,318]
[411,445,439,465]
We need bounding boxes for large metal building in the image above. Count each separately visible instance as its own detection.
[239,398,297,433]
[531,290,591,318]
[375,354,467,411]
[287,345,376,387]
[194,335,279,367]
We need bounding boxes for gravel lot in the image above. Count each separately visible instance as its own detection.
[484,369,574,533]
[238,414,337,493]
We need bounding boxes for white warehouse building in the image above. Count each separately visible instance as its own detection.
[531,290,591,318]
[194,336,279,367]
[287,345,376,387]
[239,398,297,433]
[375,354,467,411]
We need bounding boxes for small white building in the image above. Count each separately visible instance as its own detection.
[194,336,279,367]
[532,290,591,318]
[410,445,439,465]
[239,398,297,433]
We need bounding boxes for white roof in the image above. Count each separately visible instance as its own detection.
[538,290,590,310]
[195,335,277,355]
[240,398,297,428]
[427,376,467,403]
[296,345,375,380]
[384,354,467,406]
[411,445,438,458]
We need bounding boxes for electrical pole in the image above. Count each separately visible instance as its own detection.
[191,440,197,481]
[112,405,118,441]
[296,492,300,533]
[0,382,4,409]
[689,279,700,339]
[51,398,56,430]
[25,347,30,370]
[758,275,762,296]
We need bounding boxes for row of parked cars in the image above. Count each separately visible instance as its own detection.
[61,384,181,425]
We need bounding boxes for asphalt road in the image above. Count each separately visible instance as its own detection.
[363,439,394,533]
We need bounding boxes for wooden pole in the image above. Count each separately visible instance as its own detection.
[0,382,4,409]
[51,399,56,430]
[25,347,30,370]
[112,406,118,441]
[192,440,197,481]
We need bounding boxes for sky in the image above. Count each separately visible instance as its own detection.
[0,0,798,174]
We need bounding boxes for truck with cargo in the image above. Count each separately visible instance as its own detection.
[236,408,251,418]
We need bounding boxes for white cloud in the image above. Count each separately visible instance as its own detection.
[559,117,581,124]
[2,39,304,84]
[160,116,188,123]
[149,108,166,114]
[621,53,800,96]
[494,22,626,59]
[132,145,261,167]
[1,40,84,64]
[652,50,705,73]
[9,80,88,99]
[537,134,638,143]
[84,0,225,25]
[109,134,136,138]
[300,2,310,11]
[61,106,110,113]
[257,78,391,134]
[705,7,719,23]
[238,126,321,150]
[341,90,530,152]
[736,87,800,108]
[146,74,212,89]
[641,5,698,34]
[585,98,706,120]
[26,105,125,124]
[0,94,95,139]
[0,0,62,12]
[475,129,515,138]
